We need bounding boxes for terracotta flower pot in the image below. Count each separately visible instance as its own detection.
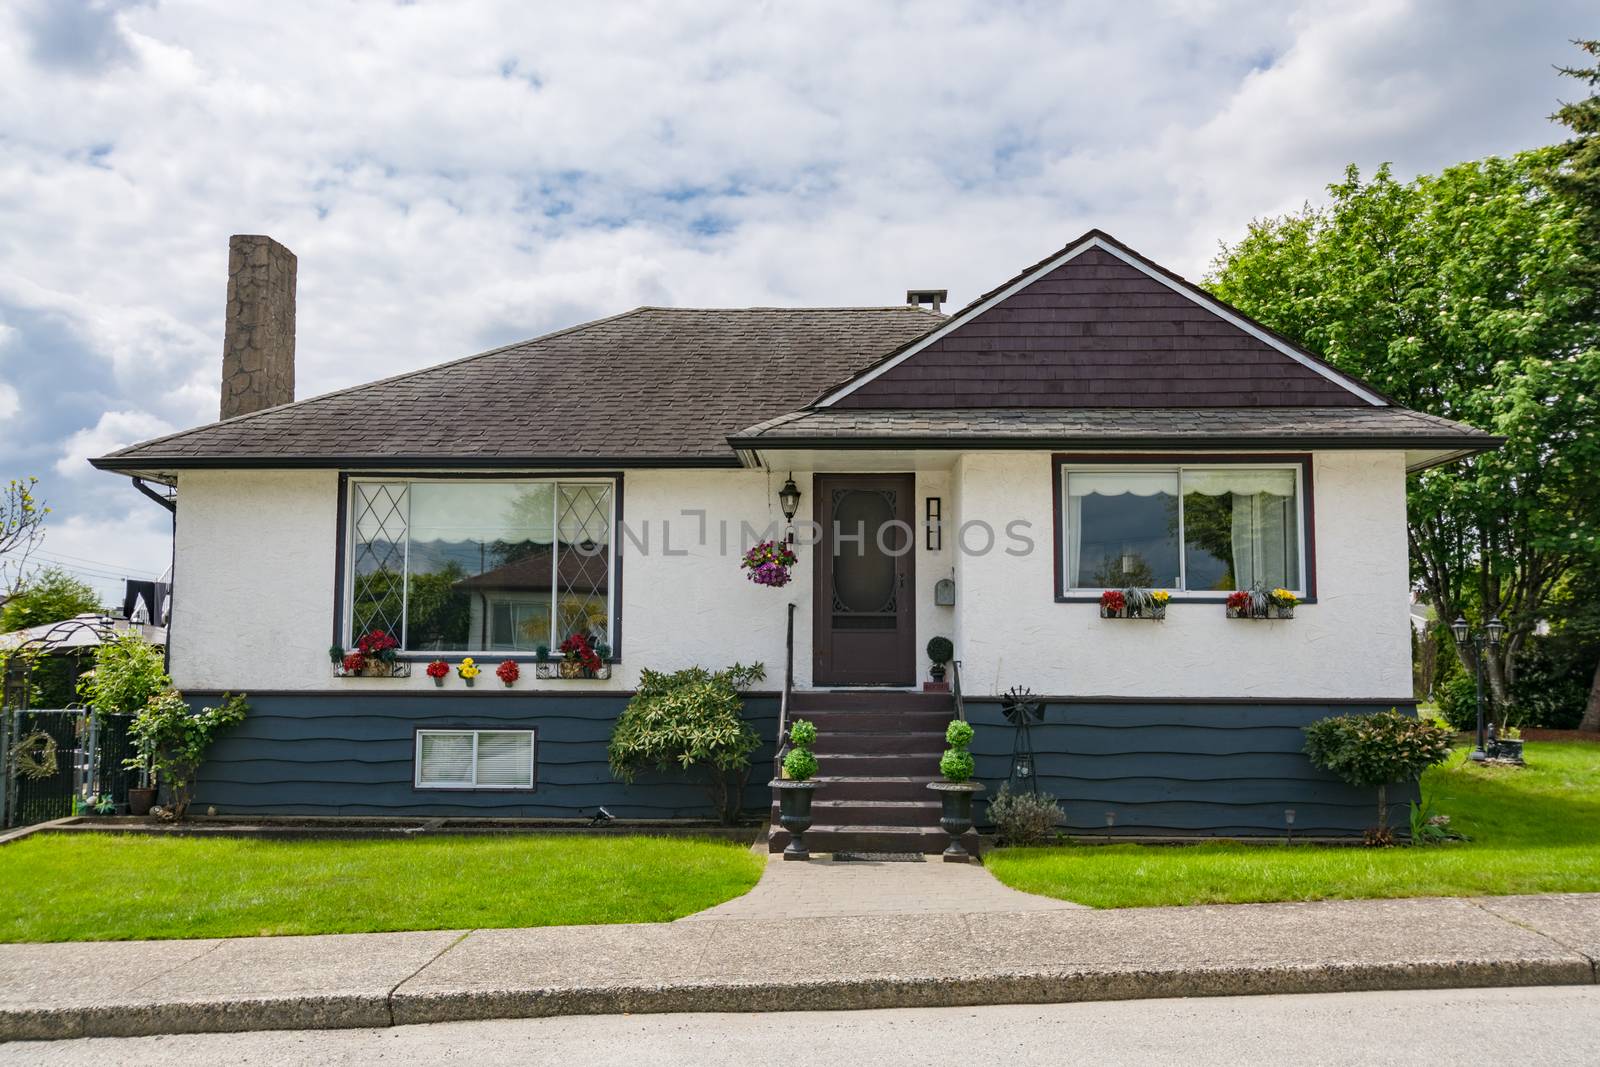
[128,787,157,816]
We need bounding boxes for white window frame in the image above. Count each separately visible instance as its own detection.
[1058,460,1308,598]
[414,728,537,790]
[344,475,618,656]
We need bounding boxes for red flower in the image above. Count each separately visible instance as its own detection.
[341,652,367,672]
[425,660,450,679]
[496,659,520,683]
[1100,589,1125,614]
[1226,591,1252,613]
[356,629,400,656]
[560,633,604,674]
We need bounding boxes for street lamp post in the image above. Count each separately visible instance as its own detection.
[1450,614,1505,762]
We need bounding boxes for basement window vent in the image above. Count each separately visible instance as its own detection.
[415,729,536,790]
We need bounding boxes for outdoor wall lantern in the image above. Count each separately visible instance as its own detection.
[778,474,802,543]
[1450,614,1505,762]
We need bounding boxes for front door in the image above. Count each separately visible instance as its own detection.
[813,474,916,686]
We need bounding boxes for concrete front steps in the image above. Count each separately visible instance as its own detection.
[769,690,969,856]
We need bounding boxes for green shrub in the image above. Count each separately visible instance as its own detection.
[608,663,764,824]
[926,636,954,666]
[1435,673,1482,732]
[940,718,976,782]
[1303,709,1453,842]
[1511,640,1589,729]
[123,691,248,819]
[81,630,170,721]
[987,785,1061,845]
[788,718,817,748]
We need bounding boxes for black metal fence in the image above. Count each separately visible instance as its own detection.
[1,709,135,829]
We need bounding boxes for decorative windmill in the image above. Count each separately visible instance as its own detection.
[1000,685,1045,795]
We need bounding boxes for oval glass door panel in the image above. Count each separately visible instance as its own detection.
[832,488,896,628]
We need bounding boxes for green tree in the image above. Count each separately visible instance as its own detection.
[1209,151,1600,727]
[0,568,104,632]
[81,630,171,721]
[0,476,49,596]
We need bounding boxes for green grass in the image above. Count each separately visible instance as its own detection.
[0,833,764,942]
[987,742,1600,909]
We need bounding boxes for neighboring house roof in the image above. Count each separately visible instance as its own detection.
[728,406,1500,471]
[92,307,945,474]
[814,230,1389,408]
[452,548,603,592]
[92,230,1500,475]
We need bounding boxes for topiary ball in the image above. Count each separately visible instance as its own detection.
[926,636,954,665]
[788,718,818,748]
[783,747,819,782]
[945,719,974,748]
[939,748,975,782]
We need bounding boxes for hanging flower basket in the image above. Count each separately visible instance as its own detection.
[741,539,797,588]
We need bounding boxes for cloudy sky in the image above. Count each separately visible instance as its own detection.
[0,0,1589,604]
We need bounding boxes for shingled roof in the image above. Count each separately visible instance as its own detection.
[92,306,946,474]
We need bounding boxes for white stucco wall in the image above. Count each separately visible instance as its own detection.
[951,450,1413,699]
[169,452,1411,699]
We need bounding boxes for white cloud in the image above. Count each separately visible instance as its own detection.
[54,409,175,479]
[0,0,1588,583]
[0,381,17,421]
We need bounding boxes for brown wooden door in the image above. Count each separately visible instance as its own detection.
[813,474,916,686]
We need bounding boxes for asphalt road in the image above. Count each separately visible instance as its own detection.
[5,986,1597,1065]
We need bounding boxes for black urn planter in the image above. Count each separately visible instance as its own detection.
[1491,737,1526,764]
[927,780,984,862]
[770,779,820,860]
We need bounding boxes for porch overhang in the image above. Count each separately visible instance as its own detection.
[729,406,1503,473]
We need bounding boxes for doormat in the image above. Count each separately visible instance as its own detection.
[832,852,925,863]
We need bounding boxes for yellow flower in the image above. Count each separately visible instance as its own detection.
[1151,590,1171,603]
[1271,588,1298,605]
[457,657,480,678]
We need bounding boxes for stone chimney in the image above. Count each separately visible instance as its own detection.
[220,235,296,420]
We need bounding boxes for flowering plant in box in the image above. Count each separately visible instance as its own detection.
[1269,587,1298,618]
[341,651,367,674]
[560,633,604,676]
[355,629,400,663]
[1225,590,1253,617]
[741,539,798,588]
[1151,590,1170,606]
[425,660,449,686]
[496,659,520,687]
[1099,589,1126,617]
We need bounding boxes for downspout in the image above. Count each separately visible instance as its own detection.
[130,477,177,675]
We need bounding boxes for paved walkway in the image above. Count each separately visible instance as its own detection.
[2,893,1597,1041]
[683,853,1086,920]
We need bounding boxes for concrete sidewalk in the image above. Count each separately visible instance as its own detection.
[1,893,1596,1041]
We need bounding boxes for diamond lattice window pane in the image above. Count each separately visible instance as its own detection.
[351,482,408,642]
[555,484,612,647]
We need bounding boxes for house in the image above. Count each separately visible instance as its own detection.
[91,232,1499,847]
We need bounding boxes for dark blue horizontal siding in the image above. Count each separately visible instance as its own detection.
[188,693,778,819]
[964,699,1417,837]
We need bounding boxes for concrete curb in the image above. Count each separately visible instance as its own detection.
[2,957,1593,1041]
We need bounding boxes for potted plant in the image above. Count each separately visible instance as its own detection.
[770,718,820,860]
[1490,724,1525,764]
[741,539,798,588]
[1270,588,1298,619]
[559,633,604,678]
[926,636,954,686]
[927,719,984,862]
[1098,589,1126,618]
[122,690,249,820]
[356,629,401,676]
[456,657,480,687]
[425,659,449,687]
[496,659,520,688]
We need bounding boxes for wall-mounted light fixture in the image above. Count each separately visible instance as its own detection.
[925,497,942,551]
[778,474,802,543]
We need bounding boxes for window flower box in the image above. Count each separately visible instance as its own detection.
[535,662,612,680]
[333,658,412,678]
[1226,588,1296,619]
[1098,588,1167,620]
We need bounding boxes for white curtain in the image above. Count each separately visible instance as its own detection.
[1065,470,1178,587]
[1182,469,1297,589]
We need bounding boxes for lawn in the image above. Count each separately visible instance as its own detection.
[987,741,1600,909]
[0,833,764,942]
